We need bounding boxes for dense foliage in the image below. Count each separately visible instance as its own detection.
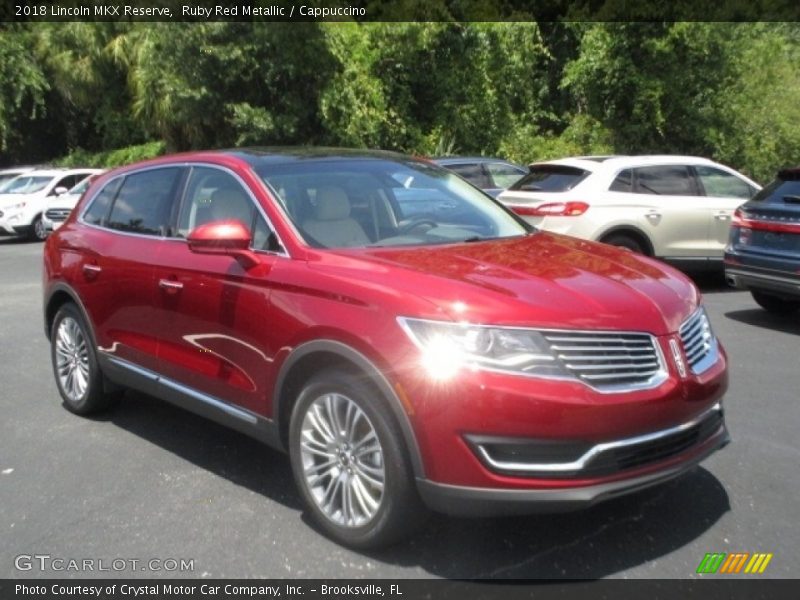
[1,21,798,182]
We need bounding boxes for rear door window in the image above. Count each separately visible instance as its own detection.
[695,166,755,199]
[107,168,182,236]
[633,165,698,196]
[508,165,589,192]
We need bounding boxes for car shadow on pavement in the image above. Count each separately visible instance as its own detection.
[101,390,303,511]
[368,468,730,579]
[684,268,735,294]
[725,308,800,336]
[99,390,730,580]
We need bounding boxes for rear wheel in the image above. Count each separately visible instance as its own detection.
[50,303,119,414]
[601,233,646,254]
[751,290,800,315]
[288,368,427,549]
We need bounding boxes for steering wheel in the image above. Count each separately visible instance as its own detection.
[398,219,438,235]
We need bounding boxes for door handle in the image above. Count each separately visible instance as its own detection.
[82,264,102,275]
[714,212,731,221]
[645,210,661,219]
[158,278,184,292]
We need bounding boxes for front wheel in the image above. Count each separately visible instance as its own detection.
[288,369,427,548]
[751,290,800,315]
[29,215,48,241]
[601,233,646,254]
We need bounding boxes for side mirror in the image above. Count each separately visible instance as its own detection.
[187,220,260,269]
[53,186,69,196]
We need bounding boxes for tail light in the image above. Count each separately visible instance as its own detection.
[733,207,800,233]
[509,201,589,217]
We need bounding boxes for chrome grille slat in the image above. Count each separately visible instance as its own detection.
[542,330,665,390]
[564,361,658,370]
[679,309,715,372]
[45,208,71,221]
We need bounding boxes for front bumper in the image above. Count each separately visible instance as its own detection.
[417,416,729,516]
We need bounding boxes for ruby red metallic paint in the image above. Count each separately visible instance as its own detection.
[43,149,728,524]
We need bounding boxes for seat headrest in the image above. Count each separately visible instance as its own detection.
[313,186,351,221]
[210,188,252,224]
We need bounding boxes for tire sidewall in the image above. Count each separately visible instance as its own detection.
[288,370,415,549]
[50,303,102,414]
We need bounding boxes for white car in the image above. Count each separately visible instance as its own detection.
[0,168,101,241]
[498,155,761,265]
[0,167,37,191]
[42,174,103,232]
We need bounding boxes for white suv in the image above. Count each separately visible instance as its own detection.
[498,156,760,265]
[0,169,101,241]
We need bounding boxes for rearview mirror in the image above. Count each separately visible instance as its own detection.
[53,186,69,196]
[187,220,260,269]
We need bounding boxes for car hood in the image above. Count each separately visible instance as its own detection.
[323,233,698,335]
[0,192,40,206]
[45,194,81,210]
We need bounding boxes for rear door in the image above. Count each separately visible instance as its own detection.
[694,165,758,257]
[631,165,708,259]
[72,167,185,376]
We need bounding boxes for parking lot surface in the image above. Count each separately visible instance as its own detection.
[1,237,798,579]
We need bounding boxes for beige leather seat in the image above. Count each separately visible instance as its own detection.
[209,188,254,227]
[302,186,370,248]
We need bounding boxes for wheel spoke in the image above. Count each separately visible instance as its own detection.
[299,391,386,528]
[354,462,385,490]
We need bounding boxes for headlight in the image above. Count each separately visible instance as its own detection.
[5,201,27,211]
[398,317,567,381]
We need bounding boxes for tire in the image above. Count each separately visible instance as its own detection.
[29,215,48,241]
[50,303,119,415]
[288,368,427,549]
[601,233,646,254]
[751,290,800,315]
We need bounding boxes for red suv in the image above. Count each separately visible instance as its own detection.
[43,149,730,548]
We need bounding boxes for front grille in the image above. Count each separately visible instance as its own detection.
[0,210,4,218]
[543,331,665,390]
[470,404,725,478]
[679,309,714,373]
[45,208,71,222]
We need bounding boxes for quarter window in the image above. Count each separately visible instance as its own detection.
[83,178,123,226]
[609,169,633,193]
[107,168,182,236]
[633,166,697,196]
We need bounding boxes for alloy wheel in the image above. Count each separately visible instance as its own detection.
[299,392,386,528]
[54,317,90,402]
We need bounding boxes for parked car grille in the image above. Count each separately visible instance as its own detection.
[679,309,714,373]
[470,403,725,478]
[45,208,71,222]
[543,330,665,390]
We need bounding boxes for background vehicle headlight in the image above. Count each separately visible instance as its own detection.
[6,201,27,211]
[398,317,568,380]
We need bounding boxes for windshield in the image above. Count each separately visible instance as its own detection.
[256,158,529,249]
[0,175,53,195]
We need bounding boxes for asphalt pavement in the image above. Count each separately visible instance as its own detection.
[1,236,798,579]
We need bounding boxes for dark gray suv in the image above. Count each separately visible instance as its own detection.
[725,167,800,314]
